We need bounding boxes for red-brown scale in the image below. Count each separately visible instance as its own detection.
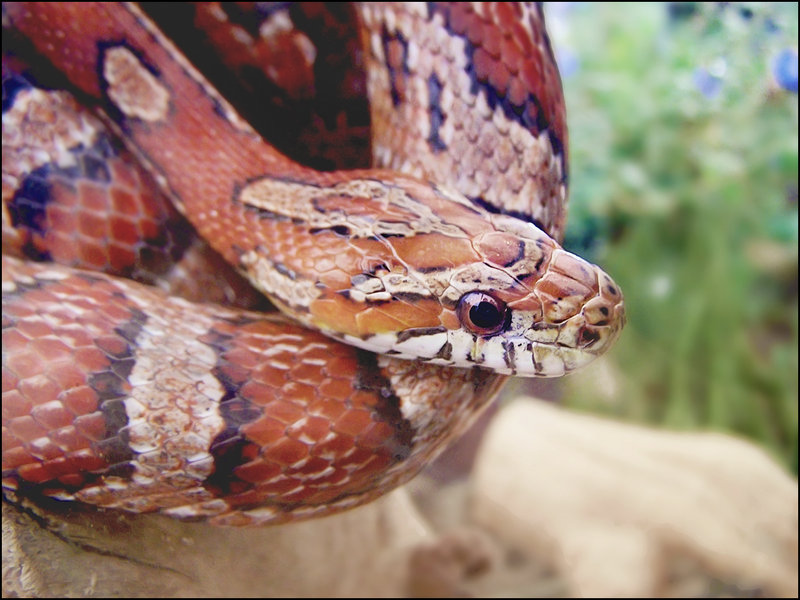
[3,256,501,524]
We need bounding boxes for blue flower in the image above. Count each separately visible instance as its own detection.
[693,67,723,99]
[772,48,798,93]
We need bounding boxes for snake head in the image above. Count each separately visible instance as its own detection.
[267,176,626,377]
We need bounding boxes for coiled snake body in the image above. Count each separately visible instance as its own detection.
[2,3,624,525]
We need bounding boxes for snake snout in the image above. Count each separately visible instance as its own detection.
[531,249,621,324]
[522,249,625,366]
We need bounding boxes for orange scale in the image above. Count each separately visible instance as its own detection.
[108,214,140,245]
[2,389,31,419]
[281,381,317,406]
[1,427,21,451]
[138,194,165,222]
[488,58,511,95]
[288,361,324,385]
[108,244,137,272]
[5,350,45,380]
[2,367,18,393]
[47,362,89,390]
[27,435,65,461]
[309,297,361,336]
[72,412,108,442]
[8,415,47,442]
[77,209,110,240]
[322,355,358,379]
[333,409,373,438]
[76,180,110,211]
[352,452,392,477]
[358,299,444,334]
[93,335,129,358]
[48,201,79,229]
[286,455,331,476]
[1,445,36,471]
[355,420,394,450]
[513,21,535,55]
[308,397,347,421]
[481,22,503,58]
[494,2,519,28]
[241,416,287,447]
[332,250,366,276]
[324,340,358,359]
[263,438,309,467]
[318,377,355,402]
[521,61,544,100]
[14,288,59,309]
[97,302,138,323]
[47,235,78,264]
[3,303,36,321]
[251,364,289,388]
[218,346,261,370]
[3,333,29,362]
[448,5,469,34]
[303,466,348,487]
[348,389,381,409]
[14,319,52,340]
[214,361,250,387]
[317,267,356,291]
[107,160,137,193]
[30,399,74,429]
[501,38,523,75]
[137,215,162,240]
[466,15,484,45]
[238,380,279,406]
[72,347,110,372]
[238,441,261,463]
[287,415,332,444]
[311,434,354,459]
[37,455,78,478]
[507,77,526,107]
[295,344,331,362]
[59,386,99,416]
[337,446,374,468]
[233,458,282,484]
[15,461,52,484]
[255,476,302,496]
[17,375,60,406]
[54,326,95,349]
[49,425,90,453]
[78,242,109,270]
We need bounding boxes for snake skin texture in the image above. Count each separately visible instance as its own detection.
[2,3,624,525]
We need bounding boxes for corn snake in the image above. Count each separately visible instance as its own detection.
[2,2,624,526]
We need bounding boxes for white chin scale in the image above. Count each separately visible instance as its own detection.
[339,324,595,378]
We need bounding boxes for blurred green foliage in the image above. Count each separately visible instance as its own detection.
[547,3,798,471]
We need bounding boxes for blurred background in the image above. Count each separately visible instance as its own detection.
[509,2,798,473]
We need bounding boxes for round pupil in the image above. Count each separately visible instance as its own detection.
[470,301,502,329]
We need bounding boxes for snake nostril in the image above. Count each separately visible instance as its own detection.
[579,327,600,347]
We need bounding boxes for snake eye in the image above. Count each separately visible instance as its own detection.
[457,292,509,336]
